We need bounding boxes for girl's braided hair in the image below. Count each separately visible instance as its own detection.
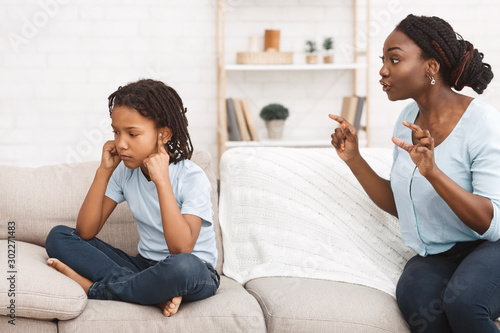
[396,14,493,94]
[108,79,193,164]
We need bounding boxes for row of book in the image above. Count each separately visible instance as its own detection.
[226,98,259,141]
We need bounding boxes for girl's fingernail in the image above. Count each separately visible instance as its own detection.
[341,124,346,129]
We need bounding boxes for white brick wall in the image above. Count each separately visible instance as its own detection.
[0,0,218,167]
[0,0,499,167]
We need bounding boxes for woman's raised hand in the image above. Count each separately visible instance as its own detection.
[143,133,170,185]
[392,121,437,177]
[329,114,360,162]
[100,140,121,171]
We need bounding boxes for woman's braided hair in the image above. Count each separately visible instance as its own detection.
[396,14,493,94]
[108,79,193,164]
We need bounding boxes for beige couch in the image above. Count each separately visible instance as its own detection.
[0,147,419,332]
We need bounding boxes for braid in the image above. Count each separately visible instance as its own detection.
[108,79,193,164]
[396,14,493,94]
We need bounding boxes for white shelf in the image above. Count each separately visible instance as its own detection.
[225,140,332,148]
[225,138,367,149]
[225,63,367,71]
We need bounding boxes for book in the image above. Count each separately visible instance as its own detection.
[233,98,251,141]
[353,96,366,131]
[226,98,241,141]
[240,98,259,141]
[340,96,359,126]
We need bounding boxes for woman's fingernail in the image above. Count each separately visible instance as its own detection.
[341,123,346,129]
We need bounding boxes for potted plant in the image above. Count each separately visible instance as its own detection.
[260,103,289,139]
[304,40,318,64]
[322,37,334,63]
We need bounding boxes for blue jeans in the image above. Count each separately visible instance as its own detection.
[396,239,500,333]
[45,225,220,305]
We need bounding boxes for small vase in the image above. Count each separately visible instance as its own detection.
[306,54,318,64]
[266,119,285,139]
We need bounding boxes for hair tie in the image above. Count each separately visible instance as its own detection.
[450,41,474,91]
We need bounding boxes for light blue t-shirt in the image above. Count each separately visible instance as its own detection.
[391,99,500,256]
[105,159,217,267]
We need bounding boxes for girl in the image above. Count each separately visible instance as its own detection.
[330,15,500,332]
[45,79,220,317]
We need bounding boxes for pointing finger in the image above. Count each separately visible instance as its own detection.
[402,121,423,133]
[392,136,414,153]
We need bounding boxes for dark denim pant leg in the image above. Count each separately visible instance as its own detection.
[396,253,457,333]
[444,239,500,333]
[46,225,220,305]
[89,252,220,305]
[396,240,500,333]
[45,225,146,283]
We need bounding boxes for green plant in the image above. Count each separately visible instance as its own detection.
[323,37,334,51]
[260,103,289,121]
[304,40,317,54]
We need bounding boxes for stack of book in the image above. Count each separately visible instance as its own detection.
[226,98,259,141]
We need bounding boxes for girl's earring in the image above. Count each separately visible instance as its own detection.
[429,75,436,85]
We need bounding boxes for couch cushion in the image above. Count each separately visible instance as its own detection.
[0,160,138,254]
[245,277,409,333]
[0,150,223,273]
[0,316,57,332]
[0,241,87,320]
[58,276,265,333]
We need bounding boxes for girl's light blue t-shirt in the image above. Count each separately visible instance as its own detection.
[391,99,500,256]
[105,159,217,267]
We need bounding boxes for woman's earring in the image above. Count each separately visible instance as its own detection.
[429,75,436,85]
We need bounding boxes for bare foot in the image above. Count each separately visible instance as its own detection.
[158,296,182,317]
[47,258,93,294]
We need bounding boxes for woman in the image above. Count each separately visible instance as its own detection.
[330,14,500,332]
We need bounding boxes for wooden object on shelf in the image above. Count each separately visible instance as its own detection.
[233,98,251,141]
[240,99,259,141]
[226,98,241,141]
[264,30,280,51]
[236,52,293,65]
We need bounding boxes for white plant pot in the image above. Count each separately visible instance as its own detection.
[266,119,285,139]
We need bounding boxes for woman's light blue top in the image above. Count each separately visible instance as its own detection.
[390,99,500,256]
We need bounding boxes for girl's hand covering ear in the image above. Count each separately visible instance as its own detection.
[101,140,120,171]
[143,133,170,184]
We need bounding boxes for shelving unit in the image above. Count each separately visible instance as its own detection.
[216,0,371,163]
[225,63,367,71]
